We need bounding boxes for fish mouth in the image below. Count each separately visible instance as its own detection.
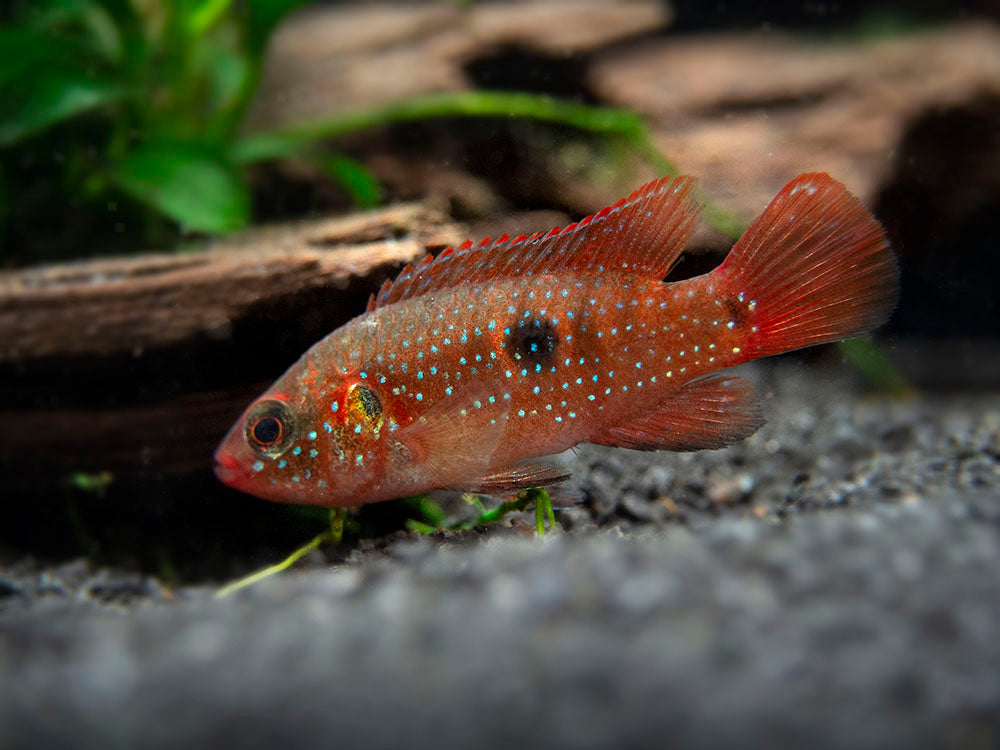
[213,449,246,487]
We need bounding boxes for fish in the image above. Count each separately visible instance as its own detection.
[214,172,898,507]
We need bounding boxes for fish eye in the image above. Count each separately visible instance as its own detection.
[244,399,297,457]
[251,416,282,445]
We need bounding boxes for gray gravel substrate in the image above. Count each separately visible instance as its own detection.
[2,364,999,749]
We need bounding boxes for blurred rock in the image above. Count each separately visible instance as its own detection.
[590,22,1000,219]
[246,0,671,131]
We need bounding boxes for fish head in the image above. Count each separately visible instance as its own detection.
[214,351,389,506]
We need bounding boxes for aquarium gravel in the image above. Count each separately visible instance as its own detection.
[1,362,998,749]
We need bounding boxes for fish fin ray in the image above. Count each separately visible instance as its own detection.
[372,175,701,310]
[593,375,764,452]
[465,460,571,493]
[397,387,510,490]
[718,172,899,356]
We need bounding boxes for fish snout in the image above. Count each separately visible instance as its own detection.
[213,448,246,487]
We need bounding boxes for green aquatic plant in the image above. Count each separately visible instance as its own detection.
[1,0,319,257]
[216,506,347,597]
[216,487,555,596]
[838,336,912,396]
[65,470,115,495]
[404,487,556,536]
[1,0,745,261]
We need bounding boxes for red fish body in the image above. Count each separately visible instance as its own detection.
[215,173,898,506]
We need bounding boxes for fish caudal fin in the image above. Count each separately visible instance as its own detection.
[718,173,898,358]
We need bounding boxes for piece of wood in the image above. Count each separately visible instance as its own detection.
[0,202,461,363]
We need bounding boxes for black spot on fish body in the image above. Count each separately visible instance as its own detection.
[506,317,559,365]
[724,297,747,328]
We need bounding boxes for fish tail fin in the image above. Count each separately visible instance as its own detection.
[716,173,898,358]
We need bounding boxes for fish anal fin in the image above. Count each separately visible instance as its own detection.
[466,461,571,494]
[594,375,764,452]
[372,175,702,310]
[397,388,510,490]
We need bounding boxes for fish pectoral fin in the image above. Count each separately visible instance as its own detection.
[593,375,765,452]
[397,387,510,490]
[466,460,572,494]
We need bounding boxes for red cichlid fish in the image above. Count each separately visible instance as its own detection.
[215,173,898,507]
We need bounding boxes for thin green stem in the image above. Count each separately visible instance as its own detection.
[215,507,345,597]
[838,336,912,396]
[445,486,555,534]
[232,91,646,163]
[533,488,557,536]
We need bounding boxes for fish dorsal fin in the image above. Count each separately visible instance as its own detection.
[371,175,701,311]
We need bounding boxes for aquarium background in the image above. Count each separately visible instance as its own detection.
[1,2,999,748]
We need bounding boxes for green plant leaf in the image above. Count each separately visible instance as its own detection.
[838,337,912,396]
[187,0,234,36]
[197,39,252,127]
[229,131,308,164]
[312,154,381,208]
[111,142,250,233]
[0,27,76,86]
[231,91,651,163]
[0,20,123,147]
[0,72,122,147]
[32,0,124,62]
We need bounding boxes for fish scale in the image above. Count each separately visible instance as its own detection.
[328,274,746,466]
[215,173,898,507]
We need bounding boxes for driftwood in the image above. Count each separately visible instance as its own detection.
[0,202,461,363]
[0,203,465,486]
